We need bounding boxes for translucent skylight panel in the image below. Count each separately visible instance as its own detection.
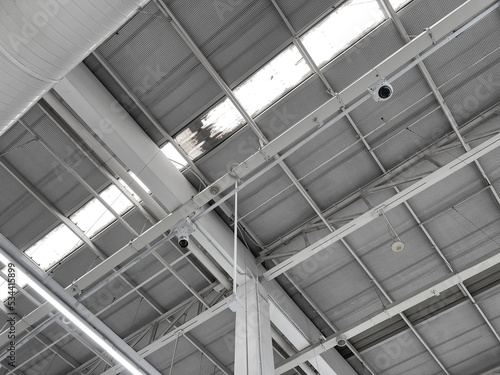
[71,199,115,238]
[175,99,245,159]
[118,173,152,202]
[25,225,82,270]
[161,143,188,170]
[301,0,385,68]
[234,44,312,117]
[100,184,133,216]
[175,47,311,159]
[71,185,133,239]
[389,0,412,11]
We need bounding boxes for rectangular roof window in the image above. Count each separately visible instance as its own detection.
[24,184,134,271]
[234,44,312,118]
[119,172,152,202]
[301,0,385,68]
[161,142,188,170]
[25,224,82,270]
[175,45,312,160]
[175,99,245,160]
[389,0,412,11]
[71,184,133,239]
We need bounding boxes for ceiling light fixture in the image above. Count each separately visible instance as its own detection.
[26,281,145,375]
[379,211,405,253]
[0,238,147,375]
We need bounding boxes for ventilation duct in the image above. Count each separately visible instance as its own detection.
[0,0,149,135]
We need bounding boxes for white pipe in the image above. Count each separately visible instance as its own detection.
[233,179,239,295]
[0,0,149,135]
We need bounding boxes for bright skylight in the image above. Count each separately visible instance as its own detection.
[176,99,245,159]
[119,172,152,201]
[174,1,387,160]
[234,44,312,118]
[71,184,133,238]
[23,184,134,272]
[161,142,188,170]
[175,45,311,159]
[301,0,385,67]
[25,224,82,270]
[390,0,412,11]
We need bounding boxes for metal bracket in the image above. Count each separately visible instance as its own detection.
[332,92,346,109]
[227,294,243,312]
[173,218,195,238]
[375,205,388,217]
[228,163,243,184]
[426,28,436,44]
[71,282,82,296]
[258,147,271,162]
[312,117,324,129]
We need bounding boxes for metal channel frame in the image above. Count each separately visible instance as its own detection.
[0,126,229,374]
[48,0,500,300]
[1,1,498,374]
[0,234,161,375]
[274,244,500,373]
[259,103,500,257]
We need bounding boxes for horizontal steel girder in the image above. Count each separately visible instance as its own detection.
[57,0,500,296]
[275,245,500,373]
[263,130,500,280]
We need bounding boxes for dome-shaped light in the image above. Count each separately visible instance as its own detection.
[391,241,405,253]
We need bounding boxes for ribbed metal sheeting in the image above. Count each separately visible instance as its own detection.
[424,189,500,269]
[92,1,223,136]
[322,22,404,93]
[423,8,500,87]
[7,107,108,215]
[274,0,347,32]
[0,0,149,135]
[350,301,500,374]
[398,0,467,37]
[0,166,54,250]
[166,0,289,86]
[0,105,110,251]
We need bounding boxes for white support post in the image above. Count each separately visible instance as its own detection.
[234,278,274,375]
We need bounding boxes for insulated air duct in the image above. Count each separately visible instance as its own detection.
[0,0,149,135]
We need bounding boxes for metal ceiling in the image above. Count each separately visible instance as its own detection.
[1,0,500,374]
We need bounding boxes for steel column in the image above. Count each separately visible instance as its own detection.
[234,278,274,375]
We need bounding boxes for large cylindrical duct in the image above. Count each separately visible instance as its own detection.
[0,0,149,135]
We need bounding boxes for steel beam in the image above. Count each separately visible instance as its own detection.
[46,0,500,292]
[261,103,500,256]
[234,278,274,375]
[156,1,360,371]
[41,93,168,222]
[378,0,500,347]
[263,130,500,280]
[275,245,500,373]
[0,234,161,375]
[55,61,356,375]
[98,296,230,375]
